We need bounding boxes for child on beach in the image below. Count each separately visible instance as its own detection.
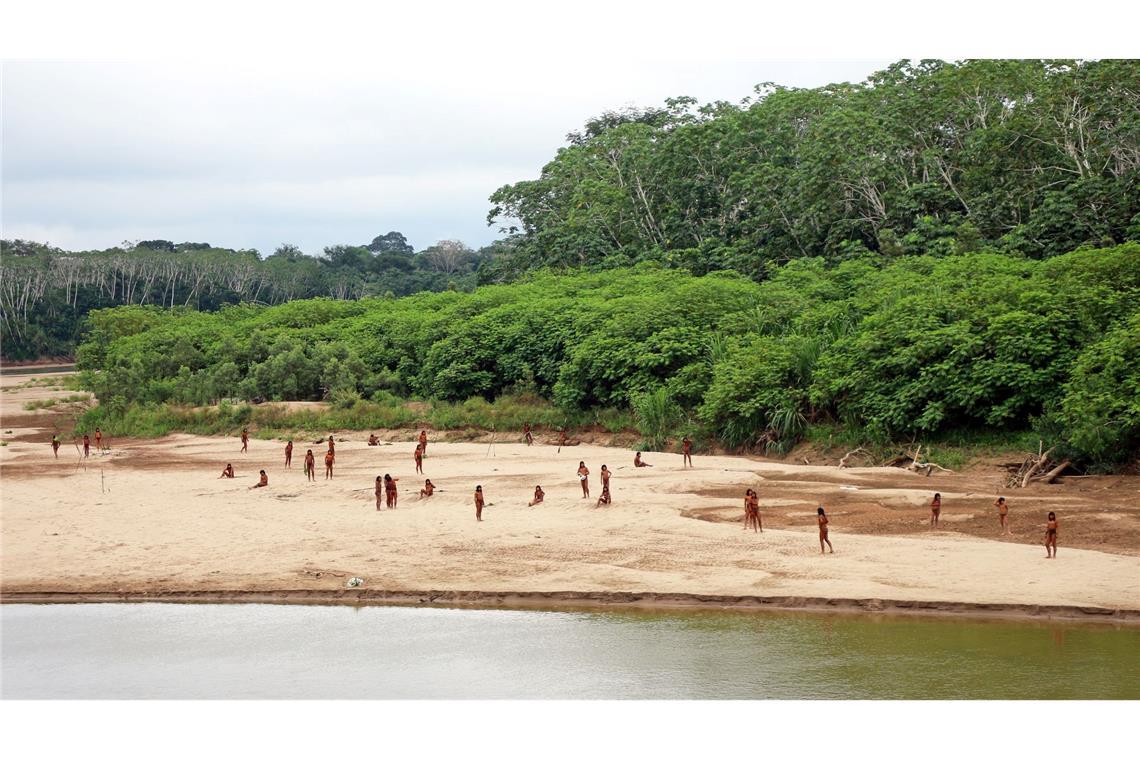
[752,490,762,532]
[51,434,60,458]
[818,507,833,554]
[1045,512,1059,558]
[524,423,533,446]
[304,449,316,481]
[94,427,103,452]
[475,485,484,521]
[995,497,1010,535]
[529,485,544,506]
[375,476,384,511]
[241,429,248,453]
[596,465,611,506]
[682,436,693,467]
[82,433,90,458]
[384,474,399,509]
[930,493,942,528]
[420,479,435,499]
[577,461,590,498]
[327,436,335,457]
[419,429,428,454]
[219,463,235,478]
[285,440,293,468]
[634,451,652,467]
[324,451,335,479]
[414,443,424,474]
[249,470,268,489]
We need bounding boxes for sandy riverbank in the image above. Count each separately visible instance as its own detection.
[2,372,1138,619]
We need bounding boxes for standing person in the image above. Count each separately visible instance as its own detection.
[523,423,533,446]
[420,479,435,499]
[529,485,544,506]
[995,497,1010,535]
[241,428,249,453]
[375,476,384,511]
[818,507,834,554]
[384,474,399,509]
[596,465,611,506]
[1045,512,1059,558]
[94,427,103,453]
[577,461,590,499]
[752,490,763,533]
[634,451,652,467]
[82,433,90,458]
[558,428,568,449]
[930,493,942,528]
[249,470,268,489]
[682,436,693,468]
[474,485,485,521]
[414,443,424,474]
[324,450,335,479]
[284,440,294,468]
[327,435,335,458]
[743,489,753,531]
[304,449,316,482]
[219,463,235,479]
[418,430,428,455]
[51,434,61,459]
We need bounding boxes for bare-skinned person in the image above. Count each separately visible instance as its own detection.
[241,428,249,453]
[474,485,485,521]
[327,435,335,458]
[529,485,544,506]
[682,436,693,468]
[219,463,235,479]
[384,474,399,509]
[523,423,533,446]
[414,443,424,474]
[634,451,652,468]
[375,476,384,511]
[368,434,380,446]
[558,428,568,449]
[51,434,60,459]
[249,470,268,489]
[418,429,428,454]
[818,506,833,554]
[577,461,590,498]
[1045,511,1059,558]
[324,450,334,479]
[284,440,293,468]
[995,497,1010,535]
[596,465,611,506]
[752,490,763,532]
[304,449,316,482]
[82,433,90,458]
[94,427,103,453]
[930,492,942,528]
[420,479,435,499]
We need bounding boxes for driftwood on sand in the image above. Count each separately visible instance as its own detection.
[1006,441,1071,488]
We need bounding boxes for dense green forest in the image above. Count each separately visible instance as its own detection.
[76,244,1140,466]
[0,234,506,359]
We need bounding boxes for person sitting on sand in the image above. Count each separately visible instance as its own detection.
[241,428,249,453]
[596,465,611,506]
[634,451,652,468]
[384,473,399,509]
[995,497,1010,535]
[474,485,485,521]
[304,449,316,482]
[249,470,268,489]
[414,443,424,474]
[375,476,384,511]
[523,423,533,446]
[1045,511,1058,558]
[51,434,60,459]
[368,434,380,446]
[529,485,544,506]
[818,506,833,554]
[324,450,335,479]
[285,440,293,468]
[82,433,90,458]
[219,463,235,479]
[418,429,428,454]
[420,479,435,499]
[682,436,693,468]
[930,492,942,528]
[577,461,590,498]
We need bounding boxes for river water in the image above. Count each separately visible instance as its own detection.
[2,604,1136,699]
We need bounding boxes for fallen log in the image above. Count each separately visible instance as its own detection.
[838,447,866,468]
[1031,459,1072,484]
[1020,446,1056,488]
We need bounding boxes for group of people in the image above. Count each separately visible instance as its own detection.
[53,428,105,458]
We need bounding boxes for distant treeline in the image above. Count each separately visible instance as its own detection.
[77,244,1140,467]
[0,234,509,359]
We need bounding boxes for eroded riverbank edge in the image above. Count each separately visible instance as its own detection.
[4,589,1138,626]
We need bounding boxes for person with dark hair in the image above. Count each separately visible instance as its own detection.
[327,435,335,458]
[384,474,399,509]
[577,461,590,499]
[930,493,942,528]
[304,449,316,482]
[995,497,1010,535]
[818,507,833,554]
[219,463,235,479]
[324,449,334,479]
[368,434,380,446]
[418,429,428,454]
[752,490,763,533]
[1045,512,1059,558]
[529,485,544,506]
[474,485,484,521]
[596,465,611,506]
[523,423,533,446]
[241,428,249,453]
[284,440,293,468]
[634,451,652,468]
[51,434,61,459]
[414,443,424,474]
[375,476,384,511]
[682,436,693,468]
[94,427,103,453]
[82,433,90,458]
[249,470,268,489]
[420,479,435,499]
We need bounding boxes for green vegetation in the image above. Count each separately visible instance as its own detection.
[75,244,1140,466]
[22,393,92,411]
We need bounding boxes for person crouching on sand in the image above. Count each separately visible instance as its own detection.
[818,507,833,554]
[995,497,1010,535]
[1045,511,1058,558]
[420,479,435,499]
[368,434,380,446]
[475,485,485,521]
[529,485,544,506]
[249,470,268,489]
[304,449,316,481]
[220,463,235,479]
[634,451,652,467]
[930,492,942,528]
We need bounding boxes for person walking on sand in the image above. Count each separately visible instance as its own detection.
[682,436,693,468]
[249,469,268,489]
[384,474,399,509]
[82,433,90,458]
[577,461,590,498]
[241,428,249,453]
[219,463,235,479]
[995,497,1010,535]
[304,449,316,482]
[930,492,942,528]
[418,429,428,454]
[51,434,61,459]
[474,485,485,521]
[529,485,544,506]
[414,443,424,474]
[634,451,653,468]
[324,450,335,479]
[285,440,293,468]
[596,465,611,506]
[420,479,435,499]
[524,422,533,446]
[818,507,833,554]
[375,476,384,511]
[1045,511,1059,558]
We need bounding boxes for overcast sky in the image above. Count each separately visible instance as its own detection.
[3,60,890,255]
